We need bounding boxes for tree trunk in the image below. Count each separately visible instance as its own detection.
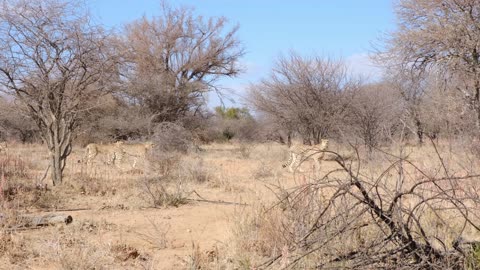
[415,118,424,144]
[476,108,480,133]
[50,146,63,186]
[410,108,424,145]
[473,77,480,134]
[43,113,74,186]
[475,97,480,133]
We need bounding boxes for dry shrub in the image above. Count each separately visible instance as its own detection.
[144,129,210,207]
[76,175,116,197]
[0,155,58,209]
[0,170,53,209]
[238,142,253,159]
[230,182,327,269]
[180,242,221,270]
[148,122,192,177]
[56,238,113,270]
[0,232,31,265]
[110,244,141,262]
[0,155,30,179]
[141,177,189,208]
[465,243,480,270]
[58,244,111,270]
[0,233,12,255]
[253,162,274,180]
[0,217,124,268]
[150,152,211,183]
[38,220,121,269]
[135,219,170,250]
[467,137,480,161]
[30,189,63,209]
[250,142,288,164]
[147,151,181,178]
[207,171,246,193]
[177,156,210,184]
[232,205,284,257]
[0,208,37,266]
[152,122,194,153]
[232,143,480,269]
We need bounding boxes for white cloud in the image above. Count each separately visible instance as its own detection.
[346,53,384,81]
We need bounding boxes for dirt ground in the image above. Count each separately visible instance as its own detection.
[1,140,479,269]
[0,142,305,269]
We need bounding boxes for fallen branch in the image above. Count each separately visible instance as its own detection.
[186,198,249,206]
[1,213,73,230]
[40,208,91,212]
[189,190,249,206]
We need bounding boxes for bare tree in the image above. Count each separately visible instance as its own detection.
[383,68,474,143]
[383,0,480,131]
[420,83,476,139]
[0,0,119,185]
[249,52,359,144]
[120,3,244,132]
[349,82,402,151]
[0,98,39,143]
[387,69,428,144]
[75,94,151,144]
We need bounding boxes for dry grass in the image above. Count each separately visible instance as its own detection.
[0,140,478,269]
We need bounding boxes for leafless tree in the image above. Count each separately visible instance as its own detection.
[0,0,119,185]
[420,83,476,140]
[75,94,150,144]
[120,3,244,132]
[386,69,429,144]
[0,98,39,142]
[249,52,360,144]
[383,68,474,143]
[383,0,480,131]
[348,82,402,151]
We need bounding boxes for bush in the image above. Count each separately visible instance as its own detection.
[232,143,480,269]
[0,155,29,179]
[151,122,194,153]
[178,156,210,183]
[201,107,260,143]
[141,177,189,208]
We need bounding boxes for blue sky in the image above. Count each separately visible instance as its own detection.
[87,1,396,106]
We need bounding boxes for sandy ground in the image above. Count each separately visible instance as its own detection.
[1,140,478,269]
[0,142,303,269]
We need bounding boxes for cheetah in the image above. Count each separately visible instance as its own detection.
[84,141,124,166]
[282,139,329,173]
[115,141,155,168]
[0,141,7,155]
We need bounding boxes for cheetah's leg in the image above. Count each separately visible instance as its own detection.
[132,157,137,168]
[288,153,296,173]
[296,155,305,173]
[113,150,125,169]
[314,156,321,175]
[290,153,305,173]
[86,148,97,165]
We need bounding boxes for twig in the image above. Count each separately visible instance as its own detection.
[189,190,249,206]
[186,198,248,206]
[38,208,91,212]
[38,165,50,186]
[3,226,44,232]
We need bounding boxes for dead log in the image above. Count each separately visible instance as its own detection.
[26,213,73,227]
[1,213,73,229]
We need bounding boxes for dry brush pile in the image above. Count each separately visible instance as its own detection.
[235,142,480,269]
